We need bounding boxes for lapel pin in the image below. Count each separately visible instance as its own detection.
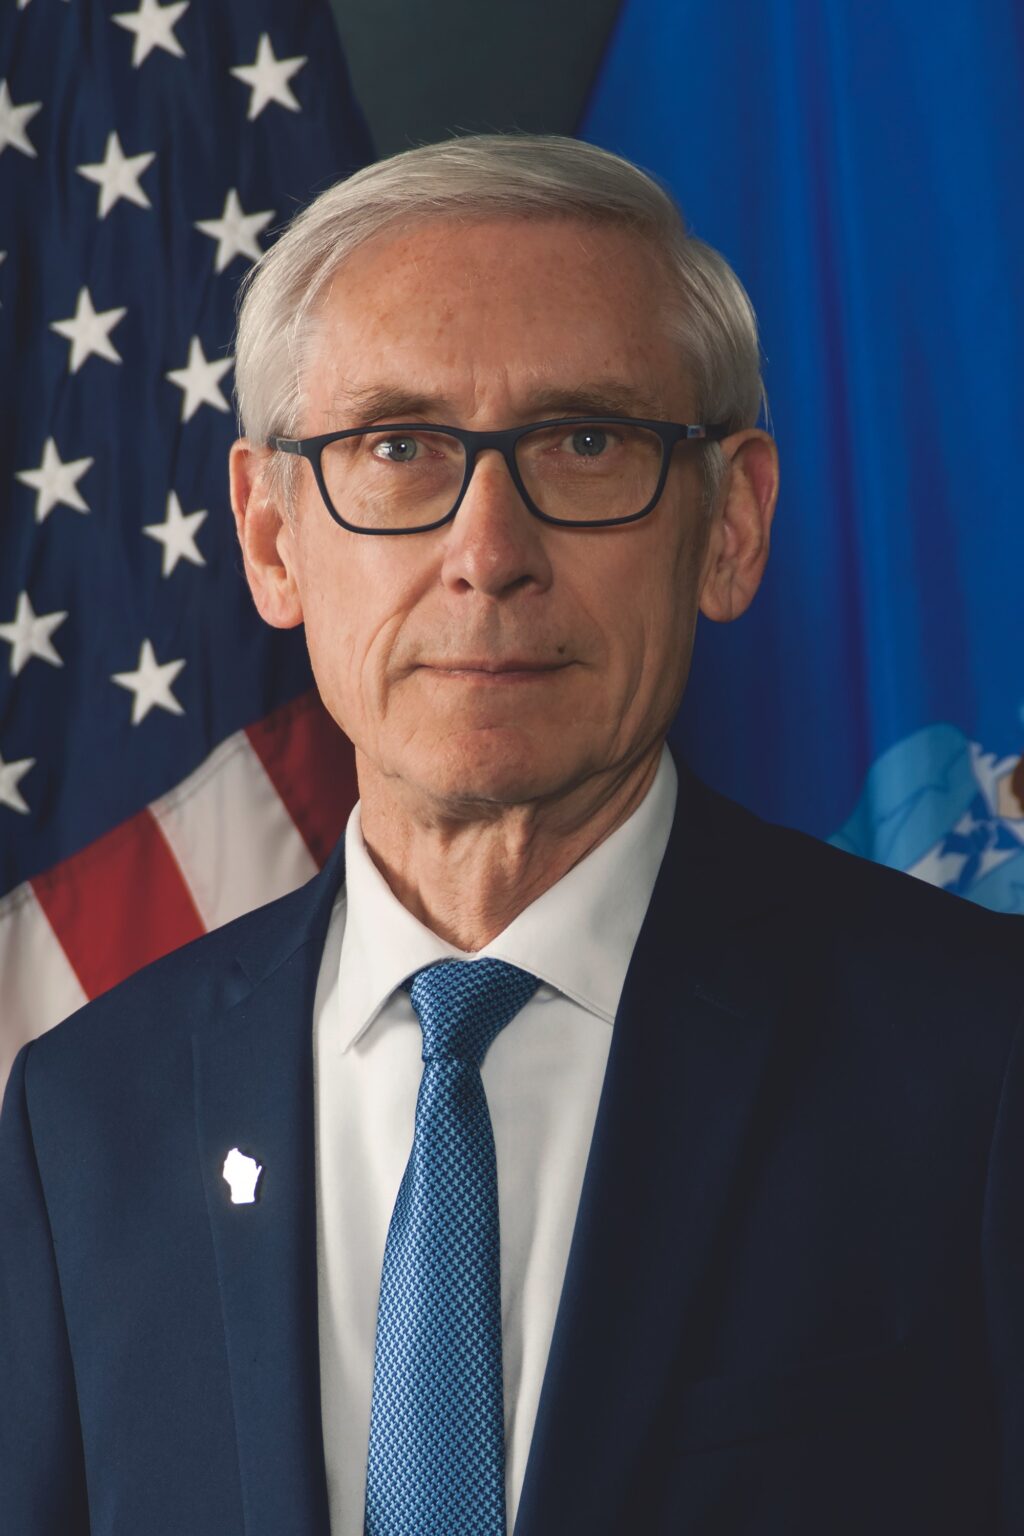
[223,1147,263,1205]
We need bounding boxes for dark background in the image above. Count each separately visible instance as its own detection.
[328,0,622,155]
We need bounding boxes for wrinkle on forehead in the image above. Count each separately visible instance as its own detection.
[302,216,692,433]
[321,377,675,431]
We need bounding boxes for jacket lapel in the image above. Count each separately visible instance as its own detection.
[191,764,789,1535]
[192,842,345,1536]
[514,769,789,1535]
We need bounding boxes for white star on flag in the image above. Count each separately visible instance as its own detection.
[165,335,233,422]
[112,639,186,725]
[77,130,156,218]
[112,0,189,67]
[0,592,67,676]
[0,78,42,159]
[16,437,94,523]
[195,188,275,273]
[0,752,35,816]
[230,33,306,120]
[50,286,127,373]
[143,491,208,576]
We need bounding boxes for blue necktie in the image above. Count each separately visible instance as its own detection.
[364,958,541,1536]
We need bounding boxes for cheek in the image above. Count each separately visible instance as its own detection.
[615,530,705,710]
[293,535,418,737]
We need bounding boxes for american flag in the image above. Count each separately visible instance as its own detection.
[0,0,372,1092]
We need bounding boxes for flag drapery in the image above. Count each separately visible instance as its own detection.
[0,0,371,1088]
[581,0,1024,913]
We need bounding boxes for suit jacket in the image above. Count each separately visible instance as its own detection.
[2,765,1023,1536]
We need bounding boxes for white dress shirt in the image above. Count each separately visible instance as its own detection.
[314,748,677,1534]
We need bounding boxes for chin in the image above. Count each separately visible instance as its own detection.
[410,727,584,809]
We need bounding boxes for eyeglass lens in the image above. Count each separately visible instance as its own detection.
[318,421,666,530]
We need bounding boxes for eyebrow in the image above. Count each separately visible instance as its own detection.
[329,380,673,427]
[526,385,671,421]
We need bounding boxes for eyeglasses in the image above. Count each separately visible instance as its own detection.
[267,416,729,535]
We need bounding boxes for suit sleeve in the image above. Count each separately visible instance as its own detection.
[983,1015,1024,1532]
[0,1043,90,1534]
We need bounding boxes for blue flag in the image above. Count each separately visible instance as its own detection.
[581,0,1024,912]
[0,0,369,1067]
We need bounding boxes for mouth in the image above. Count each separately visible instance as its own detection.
[419,659,572,682]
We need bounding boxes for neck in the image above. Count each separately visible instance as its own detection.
[356,745,665,952]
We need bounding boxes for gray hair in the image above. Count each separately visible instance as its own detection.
[234,133,766,509]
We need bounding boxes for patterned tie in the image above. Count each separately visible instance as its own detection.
[364,958,540,1536]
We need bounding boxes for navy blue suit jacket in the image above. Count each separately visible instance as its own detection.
[2,767,1023,1535]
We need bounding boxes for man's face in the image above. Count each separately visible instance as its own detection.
[248,216,734,813]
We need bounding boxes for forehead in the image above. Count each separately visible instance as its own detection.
[304,214,690,424]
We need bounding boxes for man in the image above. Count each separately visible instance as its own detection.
[1,135,1022,1536]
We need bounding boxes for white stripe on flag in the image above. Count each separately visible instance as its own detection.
[151,730,319,933]
[0,882,89,1103]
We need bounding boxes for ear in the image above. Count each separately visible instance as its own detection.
[698,429,779,623]
[229,439,304,630]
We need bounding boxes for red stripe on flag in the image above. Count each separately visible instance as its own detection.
[31,809,205,1000]
[246,691,358,868]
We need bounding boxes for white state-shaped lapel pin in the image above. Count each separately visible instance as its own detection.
[223,1147,263,1205]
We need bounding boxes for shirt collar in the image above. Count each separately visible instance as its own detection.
[335,746,677,1051]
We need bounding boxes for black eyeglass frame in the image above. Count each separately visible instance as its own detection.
[267,415,731,535]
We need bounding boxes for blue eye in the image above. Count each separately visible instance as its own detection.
[569,427,608,456]
[372,436,420,462]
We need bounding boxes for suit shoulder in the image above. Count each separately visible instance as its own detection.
[693,776,1024,991]
[26,858,343,1081]
[771,814,1017,944]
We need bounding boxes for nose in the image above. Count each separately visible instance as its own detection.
[439,448,553,598]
